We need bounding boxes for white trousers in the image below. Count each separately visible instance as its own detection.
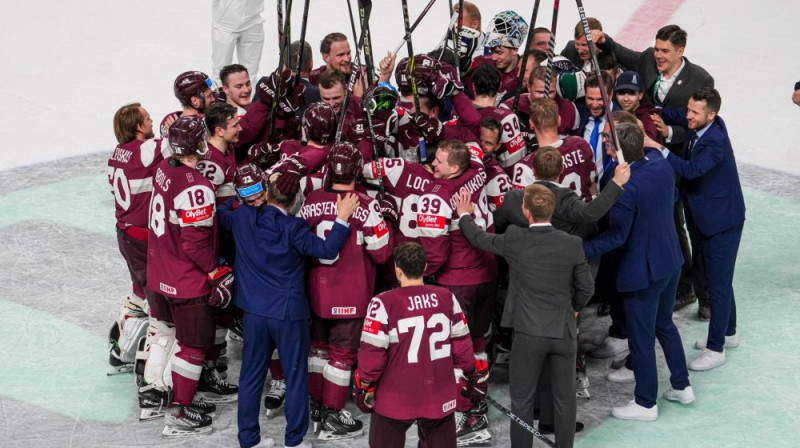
[211,22,265,85]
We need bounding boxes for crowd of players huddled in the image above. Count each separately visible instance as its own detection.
[107,2,724,447]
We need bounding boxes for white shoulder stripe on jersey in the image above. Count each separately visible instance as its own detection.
[128,177,154,194]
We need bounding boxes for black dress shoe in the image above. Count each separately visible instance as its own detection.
[597,302,611,316]
[673,292,697,311]
[538,421,584,434]
[698,299,711,320]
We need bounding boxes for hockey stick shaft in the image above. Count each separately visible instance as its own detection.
[334,0,369,143]
[391,0,439,57]
[293,0,311,86]
[512,0,542,113]
[482,395,557,447]
[357,0,376,85]
[401,0,427,161]
[575,0,624,163]
[543,0,560,95]
[267,0,293,141]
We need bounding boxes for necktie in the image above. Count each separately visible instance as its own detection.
[687,132,698,156]
[589,118,600,157]
[652,74,663,106]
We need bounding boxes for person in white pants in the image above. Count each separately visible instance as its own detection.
[212,0,265,87]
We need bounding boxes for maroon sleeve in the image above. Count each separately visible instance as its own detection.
[448,293,476,374]
[296,146,328,173]
[357,296,391,383]
[237,100,269,147]
[450,92,482,137]
[357,139,375,163]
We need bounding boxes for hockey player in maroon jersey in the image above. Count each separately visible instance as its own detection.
[354,242,488,448]
[414,140,497,445]
[512,99,597,202]
[299,142,392,440]
[309,32,365,98]
[470,64,526,173]
[393,56,482,162]
[464,11,529,101]
[146,116,237,437]
[160,71,217,138]
[107,103,173,375]
[219,64,253,111]
[477,117,513,212]
[200,102,241,204]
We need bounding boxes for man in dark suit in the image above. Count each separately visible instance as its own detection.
[653,87,745,372]
[584,123,693,421]
[217,171,360,448]
[559,17,618,73]
[457,185,594,448]
[601,24,715,313]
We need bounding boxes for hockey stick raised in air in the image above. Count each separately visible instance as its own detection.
[511,0,542,114]
[482,394,557,447]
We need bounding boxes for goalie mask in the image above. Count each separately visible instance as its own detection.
[485,11,529,49]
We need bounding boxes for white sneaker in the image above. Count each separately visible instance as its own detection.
[607,365,635,383]
[663,386,695,404]
[611,400,657,421]
[695,333,740,350]
[689,349,726,371]
[590,336,629,359]
[253,437,275,448]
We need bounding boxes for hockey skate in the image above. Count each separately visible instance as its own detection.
[140,390,216,420]
[310,399,323,433]
[318,408,364,440]
[456,402,491,446]
[197,367,238,404]
[107,351,134,375]
[263,379,286,419]
[162,404,213,437]
[228,315,244,342]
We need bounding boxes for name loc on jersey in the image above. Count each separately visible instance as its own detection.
[407,293,439,311]
[332,306,357,316]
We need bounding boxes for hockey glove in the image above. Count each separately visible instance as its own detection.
[353,370,376,413]
[208,266,234,309]
[271,157,305,196]
[256,68,292,106]
[276,81,306,118]
[429,62,464,99]
[461,360,489,403]
[247,141,282,170]
[378,196,399,227]
[413,114,444,141]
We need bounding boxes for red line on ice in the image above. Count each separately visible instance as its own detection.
[614,0,688,49]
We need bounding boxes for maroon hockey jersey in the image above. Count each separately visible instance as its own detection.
[483,157,513,212]
[197,142,237,204]
[299,189,391,318]
[501,95,580,138]
[466,56,519,101]
[146,159,218,299]
[358,285,475,420]
[108,138,171,231]
[478,106,526,169]
[511,136,597,202]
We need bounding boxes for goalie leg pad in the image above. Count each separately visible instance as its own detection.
[116,315,149,364]
[142,319,178,392]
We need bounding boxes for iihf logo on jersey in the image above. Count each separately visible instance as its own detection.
[332,306,357,316]
[442,399,456,413]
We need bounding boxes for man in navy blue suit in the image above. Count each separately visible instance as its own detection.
[217,166,361,448]
[651,87,745,372]
[584,123,693,421]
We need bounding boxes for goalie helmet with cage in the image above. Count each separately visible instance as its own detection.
[168,116,208,157]
[302,102,337,144]
[327,142,364,183]
[485,10,529,49]
[234,163,266,204]
[174,71,214,106]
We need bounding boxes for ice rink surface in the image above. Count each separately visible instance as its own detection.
[1,0,800,447]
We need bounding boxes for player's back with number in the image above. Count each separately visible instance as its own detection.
[108,137,170,230]
[558,136,596,202]
[359,285,474,419]
[147,158,218,299]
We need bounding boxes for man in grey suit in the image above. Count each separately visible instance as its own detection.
[456,185,594,448]
[599,24,714,313]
